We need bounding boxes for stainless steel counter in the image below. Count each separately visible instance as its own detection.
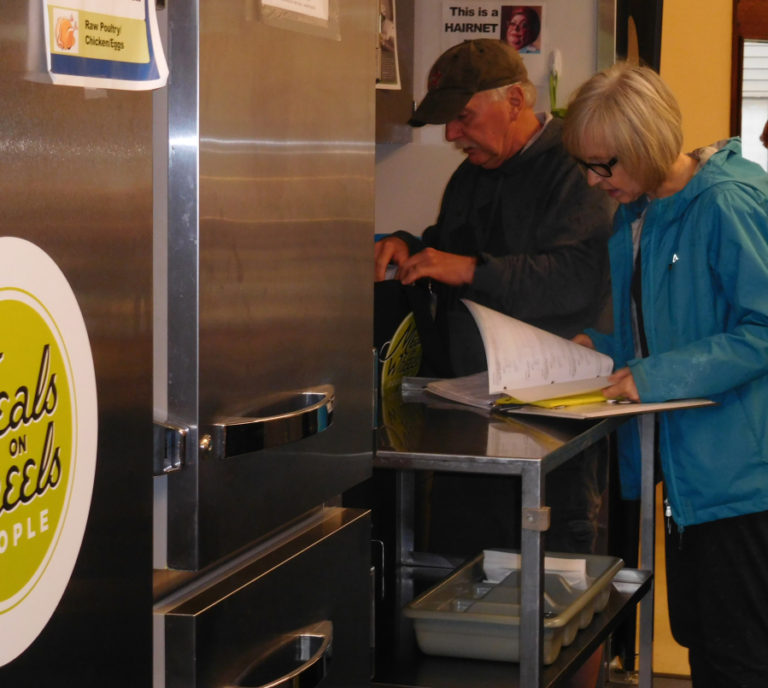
[372,385,654,688]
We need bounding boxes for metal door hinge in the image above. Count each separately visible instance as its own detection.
[153,422,187,475]
[522,506,551,531]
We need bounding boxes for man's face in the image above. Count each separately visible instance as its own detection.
[444,90,515,169]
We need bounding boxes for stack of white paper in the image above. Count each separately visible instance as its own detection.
[483,549,588,589]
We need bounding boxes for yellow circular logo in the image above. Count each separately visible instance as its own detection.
[0,294,74,608]
[0,238,97,666]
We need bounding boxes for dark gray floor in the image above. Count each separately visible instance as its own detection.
[606,678,691,688]
[606,672,691,688]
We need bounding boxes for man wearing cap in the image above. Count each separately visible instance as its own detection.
[375,39,613,375]
[374,40,614,683]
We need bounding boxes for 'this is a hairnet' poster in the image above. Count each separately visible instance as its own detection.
[441,2,544,55]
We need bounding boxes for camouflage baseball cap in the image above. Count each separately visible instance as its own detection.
[409,39,528,127]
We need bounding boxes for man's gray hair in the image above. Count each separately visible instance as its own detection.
[488,81,537,108]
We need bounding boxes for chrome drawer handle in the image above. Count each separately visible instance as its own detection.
[206,385,334,459]
[228,620,333,688]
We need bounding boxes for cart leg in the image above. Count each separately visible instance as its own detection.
[638,414,656,688]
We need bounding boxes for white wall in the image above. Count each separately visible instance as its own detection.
[741,41,768,172]
[375,0,604,236]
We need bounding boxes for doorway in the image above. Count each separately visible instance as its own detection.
[731,0,768,169]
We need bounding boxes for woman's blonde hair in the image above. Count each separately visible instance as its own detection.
[563,63,683,192]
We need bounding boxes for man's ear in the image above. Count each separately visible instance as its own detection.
[507,84,525,118]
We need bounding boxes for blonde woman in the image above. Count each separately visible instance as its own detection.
[564,63,768,687]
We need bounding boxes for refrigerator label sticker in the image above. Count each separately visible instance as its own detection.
[263,0,330,21]
[0,238,98,667]
[42,0,168,90]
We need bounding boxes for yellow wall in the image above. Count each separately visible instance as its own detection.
[660,0,732,150]
[657,4,732,673]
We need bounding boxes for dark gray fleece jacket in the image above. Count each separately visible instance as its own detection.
[394,117,615,376]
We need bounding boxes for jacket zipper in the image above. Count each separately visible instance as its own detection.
[664,497,672,535]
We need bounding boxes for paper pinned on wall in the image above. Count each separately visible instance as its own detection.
[42,0,168,91]
[440,3,544,55]
[439,3,549,98]
[377,0,401,90]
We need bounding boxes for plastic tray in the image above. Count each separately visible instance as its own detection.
[404,551,624,665]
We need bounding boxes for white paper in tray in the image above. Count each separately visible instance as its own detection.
[483,549,588,588]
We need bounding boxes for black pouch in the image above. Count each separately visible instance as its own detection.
[374,280,451,383]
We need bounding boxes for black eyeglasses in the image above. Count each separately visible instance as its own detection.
[575,157,618,178]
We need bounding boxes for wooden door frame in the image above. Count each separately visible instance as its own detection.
[731,0,768,135]
[616,0,664,70]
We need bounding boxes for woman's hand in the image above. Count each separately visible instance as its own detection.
[572,333,595,349]
[602,367,640,402]
[571,336,639,401]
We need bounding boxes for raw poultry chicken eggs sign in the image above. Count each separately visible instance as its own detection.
[43,0,168,90]
[0,238,97,665]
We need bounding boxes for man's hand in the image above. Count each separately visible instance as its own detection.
[397,248,477,286]
[374,236,410,281]
[602,367,640,402]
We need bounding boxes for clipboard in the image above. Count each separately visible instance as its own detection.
[494,398,716,420]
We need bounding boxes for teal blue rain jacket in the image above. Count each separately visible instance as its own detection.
[588,139,768,527]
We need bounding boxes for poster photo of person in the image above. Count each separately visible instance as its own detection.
[501,5,542,53]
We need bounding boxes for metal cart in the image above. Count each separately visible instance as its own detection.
[371,384,657,688]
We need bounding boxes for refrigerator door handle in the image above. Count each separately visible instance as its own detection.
[227,620,333,688]
[205,385,335,460]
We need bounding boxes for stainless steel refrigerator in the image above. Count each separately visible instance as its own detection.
[0,0,375,685]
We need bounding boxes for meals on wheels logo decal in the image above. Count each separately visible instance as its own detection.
[0,237,97,665]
